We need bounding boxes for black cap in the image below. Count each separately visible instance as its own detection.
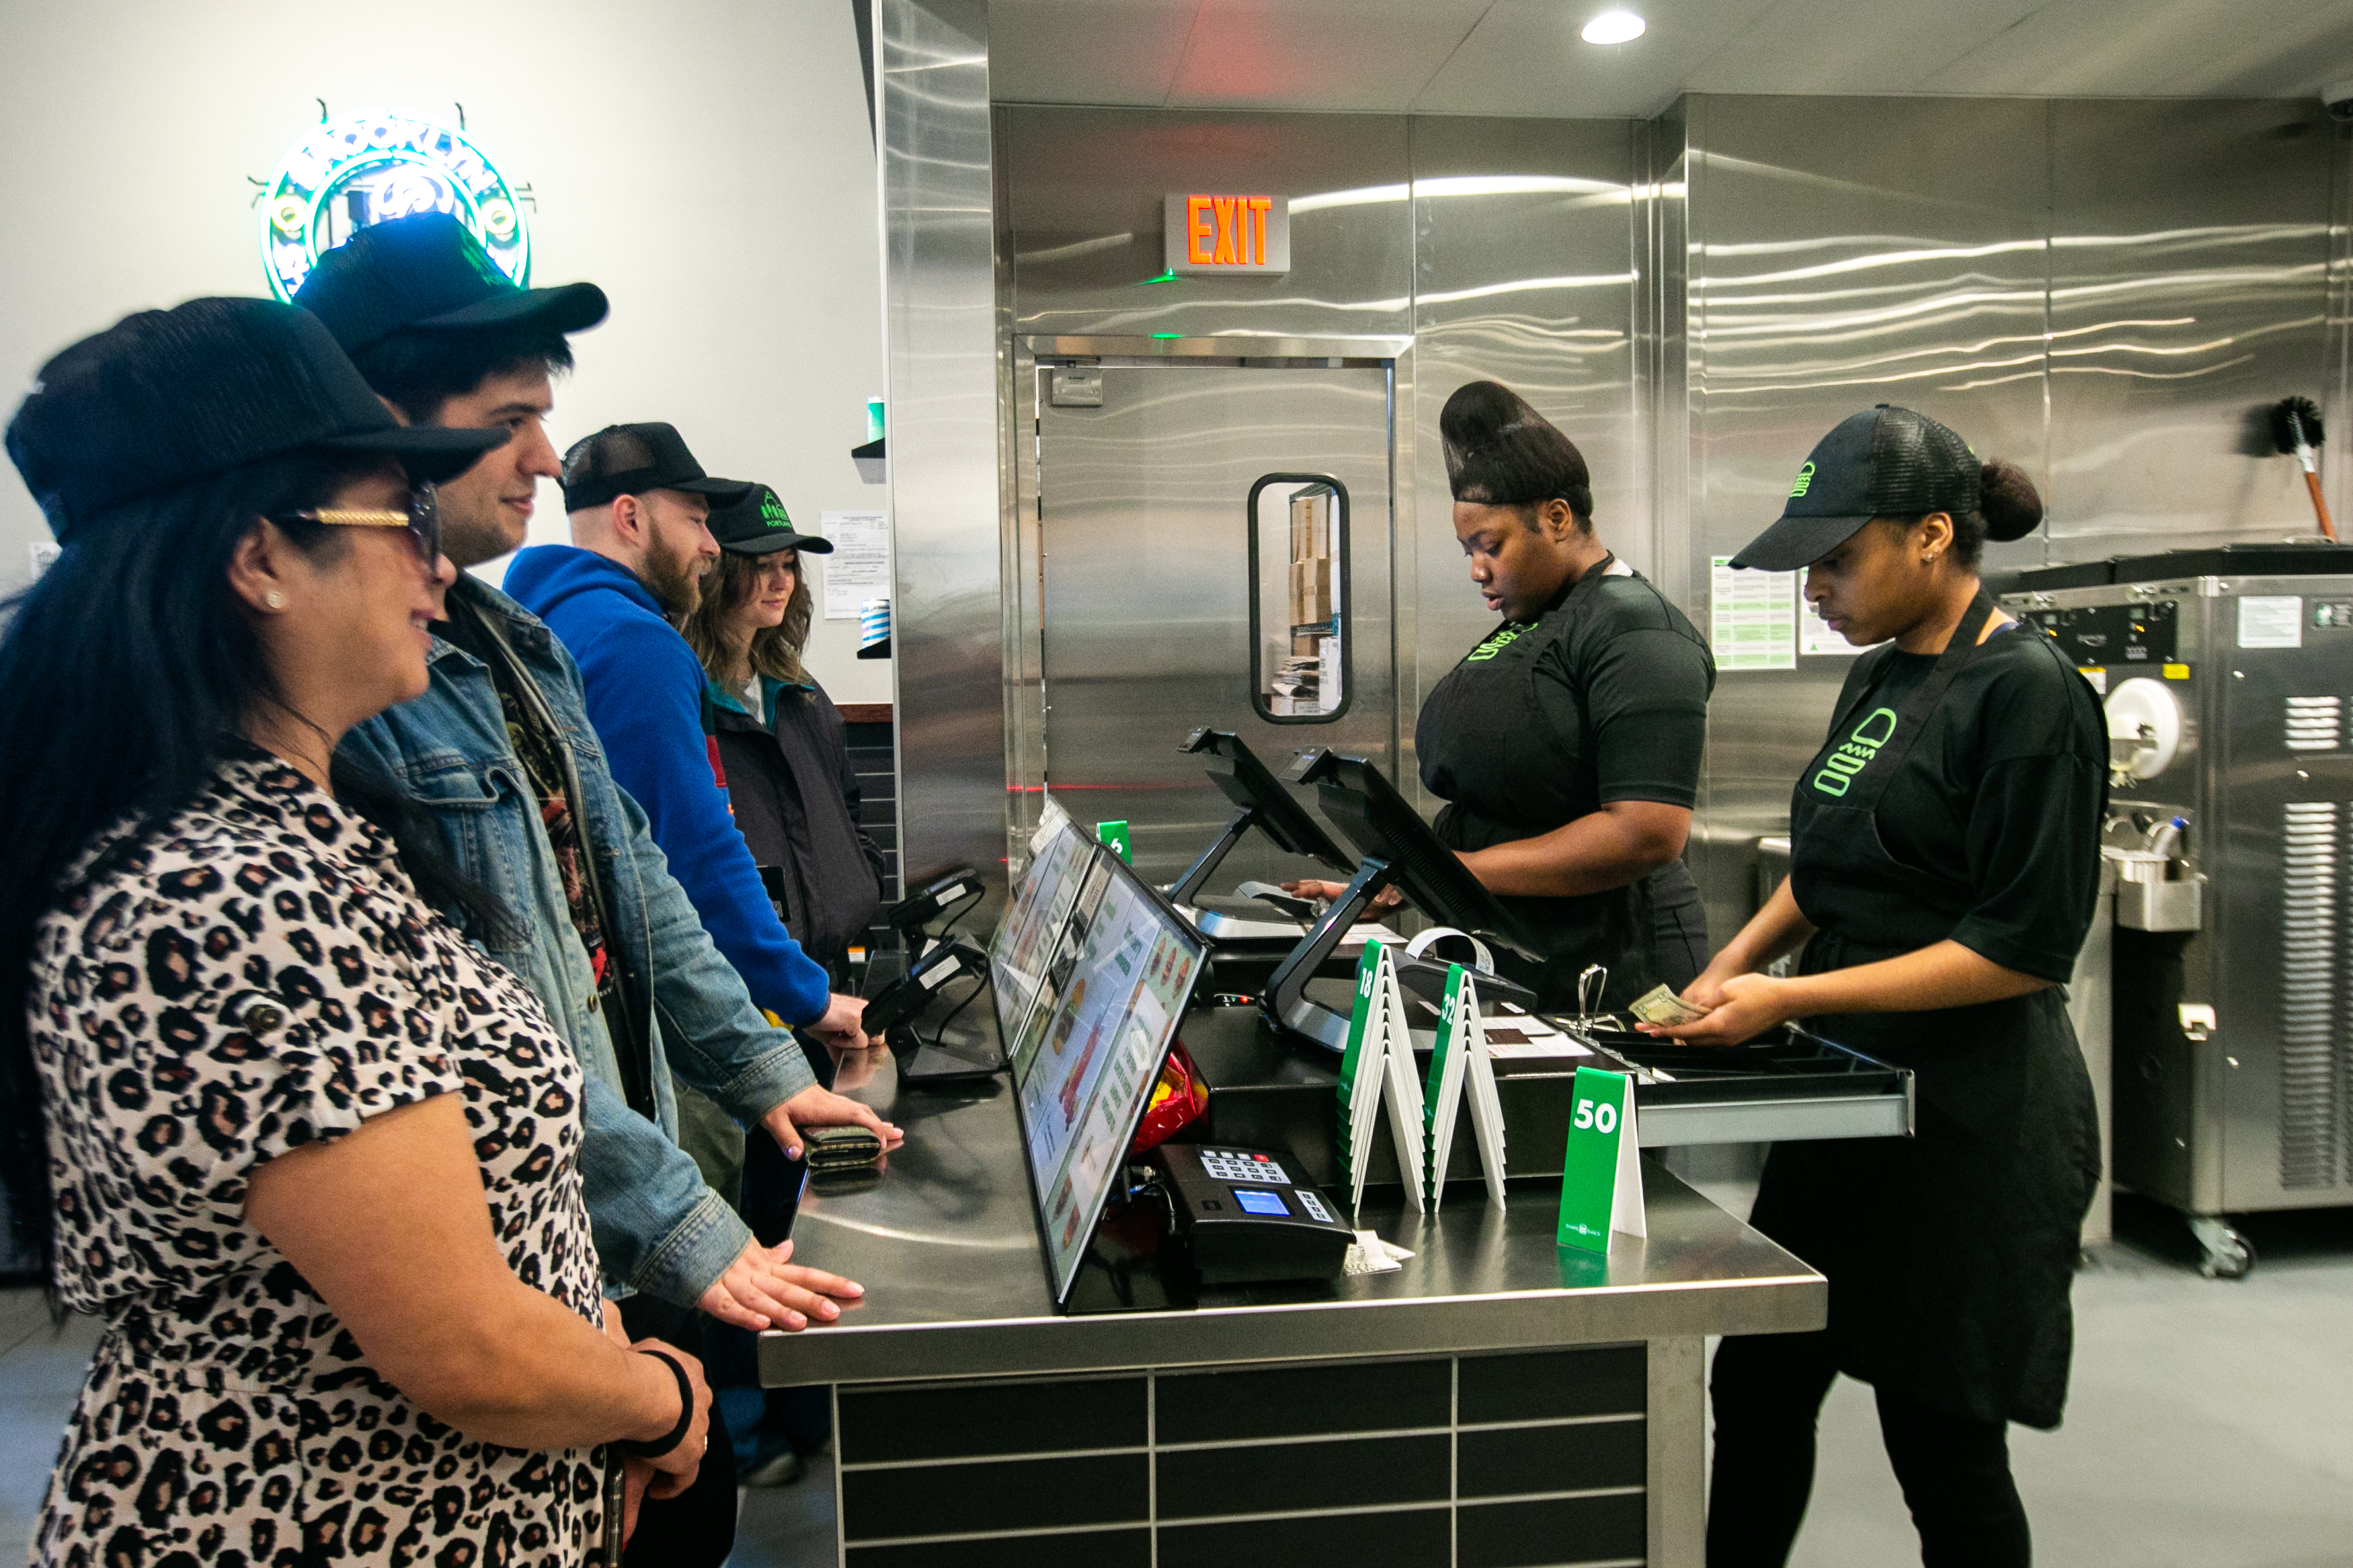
[6,298,510,543]
[293,212,608,358]
[560,423,756,513]
[1729,404,1981,571]
[708,485,836,556]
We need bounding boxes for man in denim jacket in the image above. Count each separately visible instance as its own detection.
[303,217,898,1335]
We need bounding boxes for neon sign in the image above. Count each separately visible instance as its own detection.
[257,110,530,302]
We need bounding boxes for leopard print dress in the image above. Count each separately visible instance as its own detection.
[26,754,612,1566]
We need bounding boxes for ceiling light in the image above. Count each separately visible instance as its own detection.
[1580,9,1646,45]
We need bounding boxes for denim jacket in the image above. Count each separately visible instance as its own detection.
[339,576,816,1304]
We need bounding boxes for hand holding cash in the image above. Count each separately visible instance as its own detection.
[1628,983,1712,1027]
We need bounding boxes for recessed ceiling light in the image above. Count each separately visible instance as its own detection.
[1580,9,1646,45]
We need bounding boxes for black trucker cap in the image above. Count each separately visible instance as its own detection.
[1729,404,1981,572]
[560,423,756,513]
[6,298,509,544]
[709,485,836,556]
[293,212,608,358]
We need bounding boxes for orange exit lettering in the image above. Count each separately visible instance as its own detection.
[1184,194,1273,267]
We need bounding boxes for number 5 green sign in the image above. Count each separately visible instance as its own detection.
[1556,1066,1646,1253]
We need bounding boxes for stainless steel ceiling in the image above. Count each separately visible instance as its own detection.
[988,0,2353,116]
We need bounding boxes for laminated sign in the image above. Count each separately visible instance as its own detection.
[1334,940,1427,1221]
[1421,963,1509,1211]
[1556,1066,1645,1253]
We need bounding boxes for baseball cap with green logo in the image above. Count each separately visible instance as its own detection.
[1729,403,1981,571]
[707,483,835,556]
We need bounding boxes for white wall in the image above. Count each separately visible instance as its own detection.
[0,0,891,702]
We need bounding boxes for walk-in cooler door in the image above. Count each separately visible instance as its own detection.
[1025,353,1396,893]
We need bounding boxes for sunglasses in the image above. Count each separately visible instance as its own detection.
[268,482,442,565]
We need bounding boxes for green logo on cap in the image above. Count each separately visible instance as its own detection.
[759,493,793,530]
[1789,462,1817,499]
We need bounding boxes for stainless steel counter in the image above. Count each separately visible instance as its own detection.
[758,1018,1823,1391]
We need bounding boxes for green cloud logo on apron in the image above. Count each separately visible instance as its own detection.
[1788,461,1817,499]
[1811,706,1899,797]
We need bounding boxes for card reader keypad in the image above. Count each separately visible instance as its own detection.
[1199,1147,1290,1184]
[1295,1189,1334,1225]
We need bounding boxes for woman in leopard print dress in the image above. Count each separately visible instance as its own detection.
[0,300,711,1564]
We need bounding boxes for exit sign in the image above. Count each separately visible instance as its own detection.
[1163,192,1291,276]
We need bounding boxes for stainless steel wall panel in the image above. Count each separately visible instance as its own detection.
[2044,100,2340,561]
[1638,104,1692,616]
[999,106,1414,343]
[878,0,1003,903]
[998,116,1047,866]
[2330,124,2352,538]
[1406,116,1643,807]
[1675,94,2055,948]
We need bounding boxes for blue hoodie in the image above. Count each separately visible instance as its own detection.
[505,544,831,1026]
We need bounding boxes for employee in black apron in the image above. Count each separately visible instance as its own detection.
[1645,405,2104,1568]
[1291,381,1714,1011]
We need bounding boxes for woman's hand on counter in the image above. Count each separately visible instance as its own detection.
[1281,878,1404,909]
[763,1084,902,1163]
[699,1236,867,1331]
[1638,973,1792,1047]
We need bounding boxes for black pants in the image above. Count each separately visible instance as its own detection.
[1707,1331,2030,1568]
[619,1295,737,1567]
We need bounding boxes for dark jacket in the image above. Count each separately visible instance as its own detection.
[709,673,886,983]
[504,545,834,1025]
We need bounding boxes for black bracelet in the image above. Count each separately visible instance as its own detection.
[616,1348,694,1459]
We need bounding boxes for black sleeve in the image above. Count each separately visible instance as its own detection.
[816,690,889,894]
[1948,691,2105,982]
[1575,626,1714,809]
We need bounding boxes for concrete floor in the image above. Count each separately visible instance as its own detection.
[3,1196,2346,1566]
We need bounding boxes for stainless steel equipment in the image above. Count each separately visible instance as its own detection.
[2006,550,2353,1275]
[1018,339,1402,893]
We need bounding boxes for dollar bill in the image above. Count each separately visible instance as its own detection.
[1627,983,1710,1026]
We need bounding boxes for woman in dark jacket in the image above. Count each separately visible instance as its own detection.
[680,483,887,1486]
[682,485,886,985]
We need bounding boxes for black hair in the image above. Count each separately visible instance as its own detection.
[1882,456,2044,569]
[348,323,575,423]
[0,452,502,1279]
[1439,380,1594,527]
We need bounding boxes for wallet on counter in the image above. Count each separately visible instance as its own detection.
[803,1124,885,1173]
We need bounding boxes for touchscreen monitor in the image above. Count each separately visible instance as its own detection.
[1009,850,1207,1303]
[988,816,1089,1050]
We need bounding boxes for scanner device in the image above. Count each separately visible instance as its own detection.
[865,938,1003,1085]
[883,863,986,958]
[1148,1143,1353,1284]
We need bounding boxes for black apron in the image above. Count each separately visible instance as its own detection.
[1751,591,2100,1430]
[1417,560,1684,1014]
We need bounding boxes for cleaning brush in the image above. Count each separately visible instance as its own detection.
[2269,395,2336,542]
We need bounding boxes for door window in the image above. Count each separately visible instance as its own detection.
[1248,473,1351,723]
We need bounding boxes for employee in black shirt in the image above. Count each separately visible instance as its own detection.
[1648,405,2104,1568]
[1289,381,1713,1012]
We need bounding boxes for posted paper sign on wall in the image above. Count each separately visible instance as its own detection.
[1556,1067,1645,1253]
[821,511,891,620]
